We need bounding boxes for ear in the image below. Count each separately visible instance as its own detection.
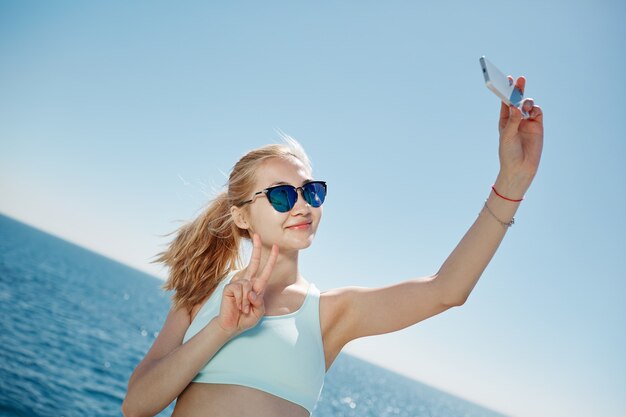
[230,205,250,230]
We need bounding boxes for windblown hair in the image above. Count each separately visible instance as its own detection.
[154,134,312,312]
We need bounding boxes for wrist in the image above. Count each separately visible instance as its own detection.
[207,317,239,341]
[493,173,529,201]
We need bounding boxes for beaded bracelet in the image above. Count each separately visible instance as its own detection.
[482,201,515,228]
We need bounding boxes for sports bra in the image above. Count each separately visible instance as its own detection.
[182,270,326,415]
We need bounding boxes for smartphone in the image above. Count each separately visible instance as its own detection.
[479,56,529,118]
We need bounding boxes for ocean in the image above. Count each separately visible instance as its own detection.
[0,213,507,417]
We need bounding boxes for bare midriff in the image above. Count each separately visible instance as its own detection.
[171,383,311,417]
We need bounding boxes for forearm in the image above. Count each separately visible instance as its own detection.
[122,318,232,417]
[435,174,527,305]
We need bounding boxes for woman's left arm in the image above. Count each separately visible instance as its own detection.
[435,75,543,306]
[331,76,544,343]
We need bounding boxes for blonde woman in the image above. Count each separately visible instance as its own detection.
[122,77,543,417]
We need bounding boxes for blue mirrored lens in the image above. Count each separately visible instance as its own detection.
[303,182,326,207]
[267,186,297,212]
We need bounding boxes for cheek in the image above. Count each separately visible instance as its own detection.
[314,207,323,224]
[249,205,285,230]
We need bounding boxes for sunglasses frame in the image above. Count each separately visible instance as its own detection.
[239,180,327,212]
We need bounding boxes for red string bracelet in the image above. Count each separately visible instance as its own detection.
[491,185,524,202]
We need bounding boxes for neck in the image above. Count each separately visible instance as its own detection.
[255,246,301,288]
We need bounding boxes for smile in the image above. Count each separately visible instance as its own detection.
[287,222,311,230]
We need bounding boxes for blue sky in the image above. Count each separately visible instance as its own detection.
[1,1,625,416]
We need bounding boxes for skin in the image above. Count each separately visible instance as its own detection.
[122,76,544,417]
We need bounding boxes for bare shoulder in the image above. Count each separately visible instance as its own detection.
[319,285,370,316]
[319,286,363,312]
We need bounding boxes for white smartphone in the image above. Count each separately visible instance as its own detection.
[479,56,529,118]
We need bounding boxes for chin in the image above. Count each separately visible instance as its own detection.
[284,235,315,251]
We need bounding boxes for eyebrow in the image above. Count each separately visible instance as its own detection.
[268,179,314,187]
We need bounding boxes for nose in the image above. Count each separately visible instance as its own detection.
[290,188,312,214]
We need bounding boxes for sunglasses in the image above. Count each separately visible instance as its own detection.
[239,181,327,213]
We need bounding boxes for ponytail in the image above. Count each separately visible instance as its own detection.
[154,192,243,312]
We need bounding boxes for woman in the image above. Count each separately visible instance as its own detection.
[122,76,543,417]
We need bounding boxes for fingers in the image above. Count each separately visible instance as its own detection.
[500,105,523,142]
[506,75,525,93]
[515,76,526,95]
[248,289,261,308]
[225,280,254,314]
[500,75,533,126]
[500,75,526,122]
[246,234,262,280]
[243,233,280,297]
[252,244,279,295]
[528,103,543,123]
[499,100,510,125]
[225,281,244,313]
[240,280,252,314]
[522,98,534,113]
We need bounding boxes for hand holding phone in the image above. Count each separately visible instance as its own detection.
[479,56,530,118]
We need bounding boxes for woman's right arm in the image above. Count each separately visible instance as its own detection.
[121,307,233,417]
[122,234,279,417]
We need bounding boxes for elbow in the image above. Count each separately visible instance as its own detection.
[444,294,468,307]
[440,291,469,308]
[432,275,469,308]
[121,397,145,417]
[121,399,134,417]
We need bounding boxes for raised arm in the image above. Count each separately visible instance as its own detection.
[329,76,543,344]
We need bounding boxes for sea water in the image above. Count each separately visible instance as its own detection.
[0,214,507,417]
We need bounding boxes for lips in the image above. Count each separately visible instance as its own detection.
[287,221,312,229]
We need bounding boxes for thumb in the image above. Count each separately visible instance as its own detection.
[501,105,522,143]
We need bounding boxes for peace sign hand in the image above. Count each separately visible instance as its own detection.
[217,234,279,338]
[497,76,544,195]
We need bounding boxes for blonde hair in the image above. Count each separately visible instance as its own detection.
[154,134,312,312]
